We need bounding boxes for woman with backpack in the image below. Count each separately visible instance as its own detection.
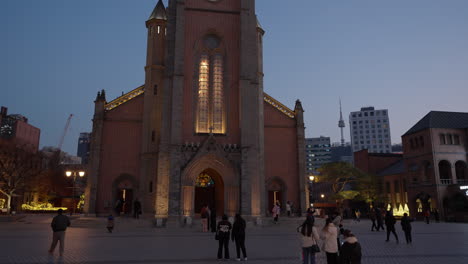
[340,230,362,264]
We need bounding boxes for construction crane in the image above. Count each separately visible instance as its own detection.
[53,114,73,165]
[58,114,73,151]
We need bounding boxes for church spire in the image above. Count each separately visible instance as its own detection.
[148,0,167,21]
[338,98,345,146]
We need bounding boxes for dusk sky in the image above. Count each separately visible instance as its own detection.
[2,0,468,155]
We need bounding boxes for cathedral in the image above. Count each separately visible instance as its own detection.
[84,0,307,226]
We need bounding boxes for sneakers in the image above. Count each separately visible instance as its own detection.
[243,257,248,261]
[236,258,241,261]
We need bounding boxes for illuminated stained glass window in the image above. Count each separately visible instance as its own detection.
[196,173,215,188]
[197,55,210,133]
[212,54,224,133]
[195,35,225,135]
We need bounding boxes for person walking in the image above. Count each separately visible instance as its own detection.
[286,201,292,217]
[400,213,413,244]
[340,230,362,264]
[424,209,430,224]
[48,209,71,257]
[298,217,320,264]
[232,214,247,261]
[133,199,142,219]
[354,209,361,222]
[201,205,209,232]
[375,207,384,231]
[385,211,399,243]
[272,202,281,224]
[369,208,377,231]
[321,218,339,264]
[206,205,212,231]
[106,215,114,233]
[216,215,232,260]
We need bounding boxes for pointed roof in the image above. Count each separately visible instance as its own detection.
[403,111,468,136]
[148,0,167,21]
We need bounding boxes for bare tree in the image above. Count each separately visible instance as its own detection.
[0,142,45,213]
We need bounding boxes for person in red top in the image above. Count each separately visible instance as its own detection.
[200,205,209,232]
[424,209,430,224]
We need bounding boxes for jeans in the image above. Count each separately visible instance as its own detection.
[386,226,399,241]
[371,219,377,231]
[234,235,247,259]
[302,247,316,264]
[404,230,412,243]
[217,236,230,259]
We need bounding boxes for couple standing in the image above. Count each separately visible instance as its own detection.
[216,214,248,261]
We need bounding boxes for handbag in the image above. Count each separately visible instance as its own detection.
[311,234,320,253]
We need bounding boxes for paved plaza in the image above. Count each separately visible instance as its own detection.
[0,215,467,264]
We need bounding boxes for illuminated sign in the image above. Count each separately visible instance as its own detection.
[460,186,468,190]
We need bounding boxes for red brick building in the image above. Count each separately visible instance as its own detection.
[85,0,307,225]
[402,111,468,220]
[0,106,40,151]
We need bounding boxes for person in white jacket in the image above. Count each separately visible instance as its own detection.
[298,217,320,264]
[321,218,339,264]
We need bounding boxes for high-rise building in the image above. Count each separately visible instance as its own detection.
[349,107,391,153]
[77,132,91,164]
[305,137,332,174]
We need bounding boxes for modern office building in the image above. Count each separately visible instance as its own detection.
[349,107,391,153]
[305,137,332,174]
[331,142,353,164]
[77,132,91,164]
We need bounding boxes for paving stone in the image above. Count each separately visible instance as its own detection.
[0,216,467,264]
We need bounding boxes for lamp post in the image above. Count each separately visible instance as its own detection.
[65,170,85,215]
[309,175,316,207]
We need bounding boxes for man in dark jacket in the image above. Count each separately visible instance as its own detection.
[400,213,413,244]
[340,230,362,264]
[375,207,384,231]
[385,211,399,243]
[231,214,247,261]
[48,209,71,256]
[217,215,232,260]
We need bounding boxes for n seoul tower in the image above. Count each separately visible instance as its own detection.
[338,99,345,146]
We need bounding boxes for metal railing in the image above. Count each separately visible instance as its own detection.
[440,179,452,185]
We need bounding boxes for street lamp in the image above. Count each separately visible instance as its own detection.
[65,170,85,215]
[308,175,317,207]
[321,194,325,199]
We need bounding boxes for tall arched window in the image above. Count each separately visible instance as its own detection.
[455,161,467,182]
[195,35,225,134]
[197,55,210,133]
[438,160,452,184]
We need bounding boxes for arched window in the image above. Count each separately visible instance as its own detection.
[422,161,432,182]
[438,160,452,184]
[196,54,210,133]
[455,161,467,182]
[195,35,225,134]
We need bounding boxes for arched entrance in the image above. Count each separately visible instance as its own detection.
[266,177,286,215]
[181,153,239,218]
[112,174,138,215]
[194,169,224,216]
